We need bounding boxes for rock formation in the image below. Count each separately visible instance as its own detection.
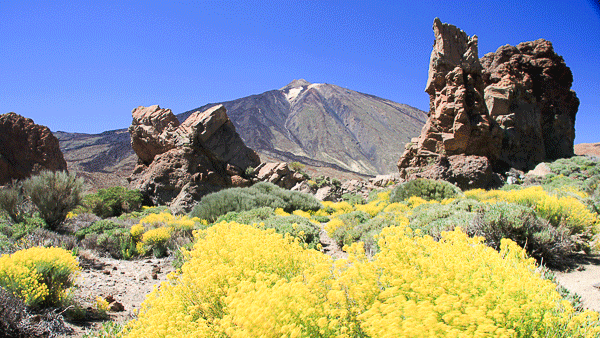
[398,18,502,188]
[254,162,305,190]
[127,104,261,213]
[397,18,578,188]
[481,39,579,168]
[0,112,67,185]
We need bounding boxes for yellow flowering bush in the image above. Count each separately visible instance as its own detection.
[130,212,207,257]
[123,222,600,337]
[466,186,599,249]
[0,246,80,307]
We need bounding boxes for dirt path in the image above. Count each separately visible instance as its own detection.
[319,224,348,260]
[554,255,600,312]
[66,252,175,336]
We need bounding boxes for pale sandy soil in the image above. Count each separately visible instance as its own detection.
[554,255,600,312]
[65,253,175,337]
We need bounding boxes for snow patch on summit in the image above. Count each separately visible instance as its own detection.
[285,87,303,101]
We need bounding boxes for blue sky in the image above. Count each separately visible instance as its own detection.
[1,1,599,144]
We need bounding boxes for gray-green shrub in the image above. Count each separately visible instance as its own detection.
[330,211,372,248]
[389,178,462,203]
[215,207,321,249]
[190,182,321,222]
[0,183,29,223]
[80,186,143,218]
[22,171,83,230]
[467,202,576,268]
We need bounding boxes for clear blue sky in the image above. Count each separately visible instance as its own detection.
[1,1,599,143]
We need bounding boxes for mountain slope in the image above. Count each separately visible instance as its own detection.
[179,80,427,175]
[57,80,427,187]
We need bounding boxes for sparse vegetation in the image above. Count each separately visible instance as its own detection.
[22,170,84,230]
[79,186,143,218]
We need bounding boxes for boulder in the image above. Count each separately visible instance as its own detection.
[0,113,67,185]
[400,155,501,190]
[255,162,304,189]
[128,105,261,213]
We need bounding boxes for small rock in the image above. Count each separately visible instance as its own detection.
[102,270,111,275]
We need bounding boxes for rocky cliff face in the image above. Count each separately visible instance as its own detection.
[481,39,579,169]
[397,18,578,188]
[0,113,67,185]
[127,104,261,213]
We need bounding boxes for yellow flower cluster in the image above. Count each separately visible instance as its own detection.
[123,222,600,337]
[466,186,598,235]
[274,208,290,216]
[139,212,204,232]
[130,212,207,255]
[96,296,110,312]
[0,246,80,307]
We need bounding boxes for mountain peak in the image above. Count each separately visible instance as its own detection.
[280,79,312,91]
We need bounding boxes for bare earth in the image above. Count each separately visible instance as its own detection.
[554,255,600,312]
[66,253,175,336]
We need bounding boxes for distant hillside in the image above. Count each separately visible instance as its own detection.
[180,80,427,175]
[575,143,600,157]
[55,129,137,189]
[57,80,427,188]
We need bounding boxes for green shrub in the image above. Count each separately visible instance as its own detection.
[190,182,322,222]
[79,221,136,259]
[5,216,46,242]
[214,207,321,249]
[547,156,600,179]
[467,202,576,268]
[215,207,276,224]
[408,200,479,239]
[389,178,462,203]
[81,186,143,218]
[289,161,305,173]
[341,193,365,205]
[330,211,372,248]
[75,219,124,240]
[22,171,83,230]
[0,183,29,223]
[243,166,255,179]
[261,215,321,249]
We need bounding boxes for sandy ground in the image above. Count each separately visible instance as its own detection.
[66,253,175,336]
[554,255,600,312]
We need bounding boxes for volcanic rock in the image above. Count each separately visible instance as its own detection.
[397,18,502,189]
[0,113,67,185]
[128,104,261,213]
[398,18,579,189]
[481,39,579,168]
[254,162,305,189]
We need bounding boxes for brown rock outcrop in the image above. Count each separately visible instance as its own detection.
[398,18,502,189]
[254,162,305,190]
[398,18,578,188]
[481,39,579,168]
[128,104,261,213]
[0,113,67,185]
